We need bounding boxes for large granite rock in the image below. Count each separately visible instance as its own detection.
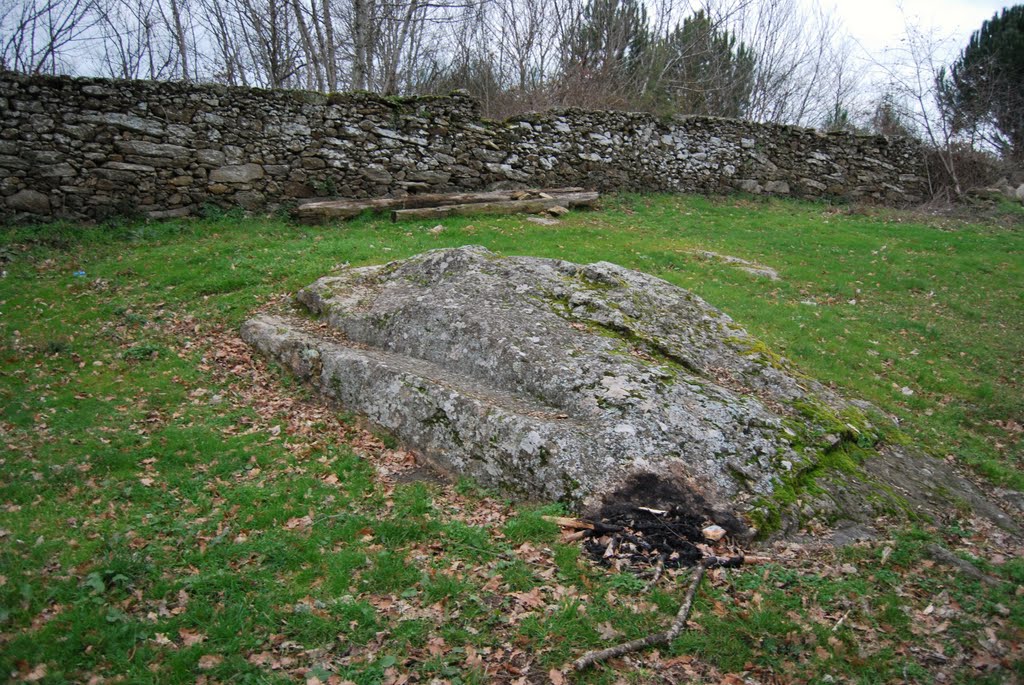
[242,247,1015,538]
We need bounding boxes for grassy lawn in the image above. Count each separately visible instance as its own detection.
[0,194,1022,683]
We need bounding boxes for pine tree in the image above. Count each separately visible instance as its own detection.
[942,6,1024,160]
[646,10,755,118]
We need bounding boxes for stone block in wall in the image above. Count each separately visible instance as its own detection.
[105,161,156,173]
[12,99,44,113]
[39,163,75,178]
[81,84,113,97]
[6,189,50,214]
[407,170,450,185]
[93,167,144,183]
[223,146,245,164]
[264,165,290,177]
[80,112,165,136]
[209,164,264,183]
[284,182,315,198]
[362,166,393,184]
[0,155,29,170]
[234,190,264,210]
[197,149,226,166]
[473,149,505,163]
[114,140,189,160]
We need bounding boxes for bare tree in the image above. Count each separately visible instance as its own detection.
[0,0,102,74]
[350,0,374,89]
[734,0,861,127]
[289,0,325,90]
[195,0,246,84]
[869,17,966,198]
[92,0,177,80]
[163,0,190,79]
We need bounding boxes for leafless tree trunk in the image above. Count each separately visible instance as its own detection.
[350,0,372,89]
[734,0,858,127]
[166,0,189,79]
[291,0,324,90]
[381,0,418,94]
[319,0,337,90]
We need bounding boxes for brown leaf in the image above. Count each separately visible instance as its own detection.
[971,652,1002,671]
[178,628,206,647]
[152,633,176,648]
[465,644,484,668]
[21,664,47,683]
[427,636,447,656]
[198,654,223,669]
[596,621,624,640]
[513,587,546,610]
[549,668,566,684]
[284,514,314,531]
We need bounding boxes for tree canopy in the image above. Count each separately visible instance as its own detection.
[942,5,1024,161]
[643,10,755,118]
[560,1,755,117]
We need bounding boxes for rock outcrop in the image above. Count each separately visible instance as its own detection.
[242,247,1015,538]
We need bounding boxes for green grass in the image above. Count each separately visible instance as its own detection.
[1,195,1021,683]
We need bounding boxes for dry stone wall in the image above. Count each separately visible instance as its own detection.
[0,71,928,223]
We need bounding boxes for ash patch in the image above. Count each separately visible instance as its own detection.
[592,472,752,540]
[583,504,705,570]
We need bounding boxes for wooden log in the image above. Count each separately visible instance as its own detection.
[295,187,586,223]
[542,515,594,530]
[390,192,599,221]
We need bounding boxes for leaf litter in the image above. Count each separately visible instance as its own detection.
[2,295,1021,684]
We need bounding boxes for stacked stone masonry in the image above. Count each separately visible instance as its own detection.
[0,71,928,223]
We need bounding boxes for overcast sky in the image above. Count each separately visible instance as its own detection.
[833,0,1010,59]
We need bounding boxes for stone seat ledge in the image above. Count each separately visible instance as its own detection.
[241,314,607,504]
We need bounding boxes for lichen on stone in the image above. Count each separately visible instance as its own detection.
[242,246,1016,540]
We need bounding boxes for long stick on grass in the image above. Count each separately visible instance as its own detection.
[572,563,706,671]
[571,554,768,671]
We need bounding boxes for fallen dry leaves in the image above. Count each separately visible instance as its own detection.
[106,309,1020,683]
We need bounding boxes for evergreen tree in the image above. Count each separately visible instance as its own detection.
[563,0,649,94]
[942,5,1024,160]
[648,10,755,118]
[869,93,914,138]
